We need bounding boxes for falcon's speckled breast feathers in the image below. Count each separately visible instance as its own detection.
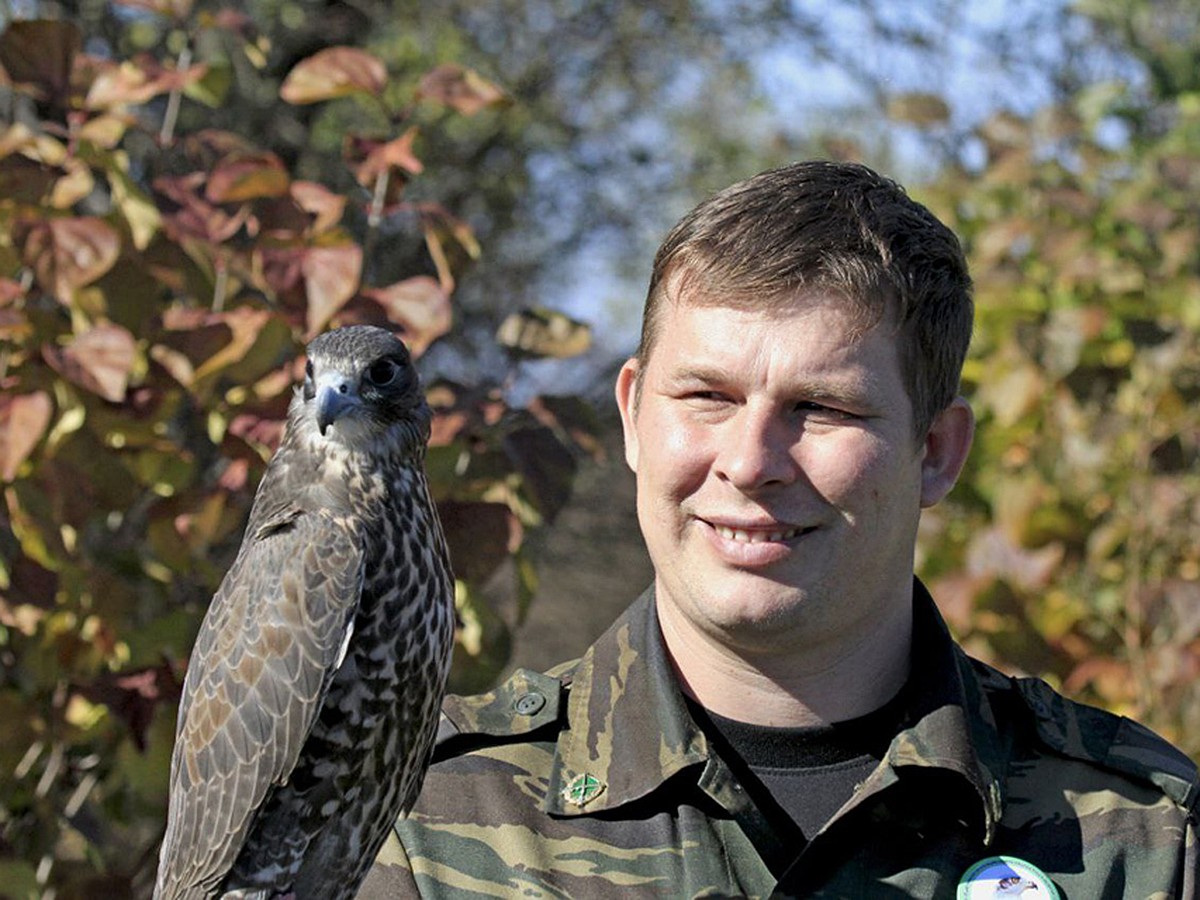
[154,326,455,900]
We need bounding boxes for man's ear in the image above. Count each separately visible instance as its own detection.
[615,358,641,473]
[920,397,975,508]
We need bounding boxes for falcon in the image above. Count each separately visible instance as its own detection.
[154,326,455,900]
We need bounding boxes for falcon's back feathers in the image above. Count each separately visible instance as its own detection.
[155,326,455,900]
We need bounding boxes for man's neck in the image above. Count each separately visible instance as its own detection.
[657,590,914,728]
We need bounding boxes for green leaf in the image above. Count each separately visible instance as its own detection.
[184,60,233,107]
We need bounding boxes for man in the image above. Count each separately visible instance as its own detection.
[361,162,1199,898]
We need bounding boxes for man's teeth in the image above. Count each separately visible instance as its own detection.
[714,525,804,543]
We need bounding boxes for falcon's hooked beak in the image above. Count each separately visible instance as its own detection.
[315,373,362,436]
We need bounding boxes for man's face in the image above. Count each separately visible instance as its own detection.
[617,293,962,656]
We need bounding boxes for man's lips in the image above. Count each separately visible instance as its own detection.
[710,523,809,543]
[696,518,815,567]
[700,518,816,544]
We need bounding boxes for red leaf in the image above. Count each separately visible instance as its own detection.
[0,392,52,481]
[345,128,423,189]
[155,172,250,244]
[45,324,137,402]
[259,244,306,298]
[289,181,346,234]
[279,47,387,104]
[0,20,82,106]
[355,276,450,356]
[206,152,289,203]
[21,217,120,304]
[75,663,181,751]
[0,279,30,341]
[227,412,287,455]
[417,63,509,116]
[110,0,194,19]
[304,244,362,335]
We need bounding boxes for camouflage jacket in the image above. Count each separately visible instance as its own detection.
[359,583,1200,898]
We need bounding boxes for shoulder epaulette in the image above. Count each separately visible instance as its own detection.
[1013,675,1200,815]
[429,666,570,760]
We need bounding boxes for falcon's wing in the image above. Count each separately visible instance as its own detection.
[156,508,364,898]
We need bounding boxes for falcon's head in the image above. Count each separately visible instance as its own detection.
[297,326,431,456]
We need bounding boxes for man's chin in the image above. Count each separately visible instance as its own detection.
[692,591,819,647]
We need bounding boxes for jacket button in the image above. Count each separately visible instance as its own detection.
[513,691,546,716]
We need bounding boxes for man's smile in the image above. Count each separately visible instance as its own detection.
[705,521,812,544]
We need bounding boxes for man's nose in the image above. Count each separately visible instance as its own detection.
[714,406,798,491]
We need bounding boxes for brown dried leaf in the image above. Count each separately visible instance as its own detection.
[437,500,522,585]
[191,307,273,383]
[886,92,951,126]
[417,63,509,116]
[84,54,207,110]
[279,47,387,104]
[45,324,137,403]
[527,395,604,461]
[503,426,577,523]
[22,217,120,304]
[496,307,592,359]
[0,392,53,481]
[0,154,57,204]
[421,205,481,292]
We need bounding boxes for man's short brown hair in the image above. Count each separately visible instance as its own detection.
[636,161,974,438]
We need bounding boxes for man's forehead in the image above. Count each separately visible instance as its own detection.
[661,273,891,341]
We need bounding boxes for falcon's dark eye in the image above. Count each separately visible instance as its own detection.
[365,358,399,387]
[304,360,314,381]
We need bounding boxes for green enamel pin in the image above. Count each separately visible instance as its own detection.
[562,773,605,807]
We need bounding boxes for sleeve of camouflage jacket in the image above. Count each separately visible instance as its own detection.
[359,830,418,898]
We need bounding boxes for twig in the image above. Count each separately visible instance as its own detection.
[159,43,193,146]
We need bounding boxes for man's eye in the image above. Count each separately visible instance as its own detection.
[686,391,728,402]
[796,401,855,420]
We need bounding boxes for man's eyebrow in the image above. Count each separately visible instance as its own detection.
[664,364,734,384]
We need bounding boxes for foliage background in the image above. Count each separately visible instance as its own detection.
[0,0,1197,897]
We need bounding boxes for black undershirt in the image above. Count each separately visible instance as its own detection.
[687,684,910,844]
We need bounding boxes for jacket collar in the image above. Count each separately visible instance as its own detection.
[541,587,709,815]
[538,581,1008,842]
